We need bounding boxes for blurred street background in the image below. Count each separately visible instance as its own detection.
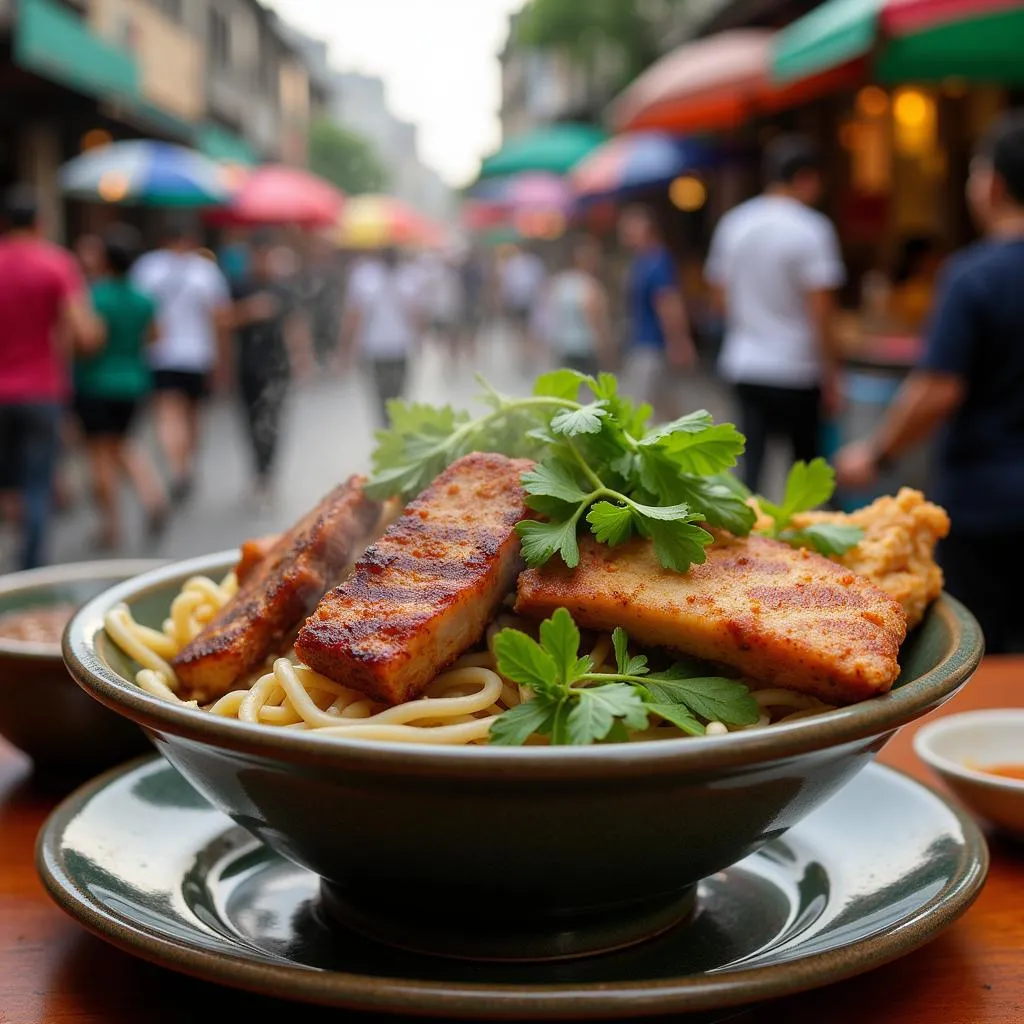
[2,0,1024,654]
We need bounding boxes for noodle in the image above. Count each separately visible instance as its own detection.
[103,573,835,745]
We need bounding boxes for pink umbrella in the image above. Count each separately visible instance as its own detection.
[505,172,571,212]
[208,164,345,228]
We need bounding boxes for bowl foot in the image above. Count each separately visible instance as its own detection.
[318,879,697,962]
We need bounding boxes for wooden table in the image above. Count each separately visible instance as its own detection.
[2,659,1022,1024]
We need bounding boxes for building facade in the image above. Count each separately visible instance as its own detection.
[0,0,321,241]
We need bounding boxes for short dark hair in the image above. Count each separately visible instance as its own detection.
[4,185,39,230]
[763,134,820,186]
[102,223,142,276]
[978,109,1024,205]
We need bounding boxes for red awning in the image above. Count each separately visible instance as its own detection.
[881,0,1022,34]
[608,29,860,134]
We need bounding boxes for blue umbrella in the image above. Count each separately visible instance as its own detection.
[569,132,717,205]
[59,140,233,207]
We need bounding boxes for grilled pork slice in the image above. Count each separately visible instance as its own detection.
[295,452,533,704]
[516,533,907,706]
[231,499,403,587]
[173,476,382,701]
[235,534,279,584]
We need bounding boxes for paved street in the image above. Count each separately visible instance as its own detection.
[2,328,753,572]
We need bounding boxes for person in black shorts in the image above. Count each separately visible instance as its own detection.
[73,225,168,550]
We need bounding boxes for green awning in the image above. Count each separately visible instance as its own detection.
[478,123,608,180]
[773,0,1024,84]
[772,0,880,83]
[197,124,259,166]
[15,0,140,102]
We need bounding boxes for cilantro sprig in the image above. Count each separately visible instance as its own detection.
[367,368,755,574]
[488,608,760,746]
[755,458,864,557]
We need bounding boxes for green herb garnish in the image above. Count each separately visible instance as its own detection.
[488,608,760,746]
[755,458,864,557]
[366,368,754,574]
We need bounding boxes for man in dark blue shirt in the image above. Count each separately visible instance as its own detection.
[836,111,1024,652]
[618,204,696,422]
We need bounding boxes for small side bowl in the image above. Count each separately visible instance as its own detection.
[914,709,1024,838]
[0,559,165,777]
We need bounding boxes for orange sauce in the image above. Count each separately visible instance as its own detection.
[981,764,1024,781]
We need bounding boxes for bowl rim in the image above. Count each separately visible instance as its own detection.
[62,549,985,779]
[913,709,1024,792]
[0,558,167,659]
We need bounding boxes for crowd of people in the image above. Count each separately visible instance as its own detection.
[1,110,1022,653]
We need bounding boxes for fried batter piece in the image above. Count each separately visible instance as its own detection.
[172,476,382,701]
[235,534,279,584]
[516,532,907,706]
[295,452,533,705]
[782,488,949,629]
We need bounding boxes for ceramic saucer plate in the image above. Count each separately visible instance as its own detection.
[37,756,987,1020]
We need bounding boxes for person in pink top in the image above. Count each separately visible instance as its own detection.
[0,186,99,569]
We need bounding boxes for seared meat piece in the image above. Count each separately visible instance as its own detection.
[295,452,533,704]
[235,534,279,584]
[516,532,907,706]
[173,477,381,701]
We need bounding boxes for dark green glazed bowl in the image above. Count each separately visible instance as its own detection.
[0,560,163,777]
[62,551,984,961]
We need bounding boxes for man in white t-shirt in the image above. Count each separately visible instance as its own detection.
[704,135,846,493]
[132,223,231,502]
[339,247,423,426]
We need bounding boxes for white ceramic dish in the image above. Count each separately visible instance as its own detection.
[913,709,1024,837]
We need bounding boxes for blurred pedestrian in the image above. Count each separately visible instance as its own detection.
[0,185,100,569]
[836,110,1024,654]
[457,245,486,358]
[415,247,463,367]
[541,235,613,379]
[339,246,423,427]
[618,204,697,422]
[132,219,232,504]
[74,232,105,283]
[705,135,845,493]
[229,232,312,509]
[301,234,343,367]
[73,224,168,550]
[499,243,546,360]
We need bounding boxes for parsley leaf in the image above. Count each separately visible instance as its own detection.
[488,612,758,746]
[516,517,581,569]
[758,458,835,529]
[642,673,761,726]
[568,685,650,744]
[640,421,746,476]
[539,607,581,686]
[612,626,648,676]
[521,461,590,504]
[755,459,864,557]
[533,368,592,401]
[640,519,714,573]
[550,402,608,436]
[488,697,559,746]
[671,476,757,536]
[492,627,559,696]
[779,522,864,556]
[586,501,634,546]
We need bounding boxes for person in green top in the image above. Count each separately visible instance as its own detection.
[73,224,168,550]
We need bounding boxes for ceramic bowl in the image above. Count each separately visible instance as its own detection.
[914,709,1024,837]
[63,551,983,962]
[0,559,164,777]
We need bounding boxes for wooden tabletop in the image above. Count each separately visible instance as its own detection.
[2,659,1022,1024]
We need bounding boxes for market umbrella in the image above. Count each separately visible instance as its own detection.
[606,30,857,134]
[335,194,435,249]
[209,164,345,228]
[772,0,1024,86]
[477,123,608,180]
[59,140,231,206]
[569,132,717,204]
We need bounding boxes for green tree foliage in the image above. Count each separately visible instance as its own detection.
[516,0,687,94]
[307,118,388,195]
